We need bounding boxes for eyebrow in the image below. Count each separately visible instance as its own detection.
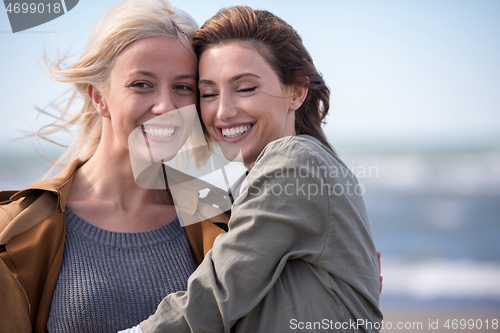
[132,71,156,78]
[175,74,198,81]
[199,72,261,86]
[130,72,197,81]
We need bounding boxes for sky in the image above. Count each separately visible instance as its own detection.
[1,0,500,307]
[1,0,499,156]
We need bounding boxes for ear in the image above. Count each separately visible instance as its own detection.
[88,84,109,118]
[289,77,309,112]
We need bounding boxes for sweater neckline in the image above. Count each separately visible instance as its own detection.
[65,206,183,248]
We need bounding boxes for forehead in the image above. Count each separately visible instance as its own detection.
[198,42,278,80]
[112,37,197,74]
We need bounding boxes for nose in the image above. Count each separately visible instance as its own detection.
[217,90,238,122]
[151,89,177,115]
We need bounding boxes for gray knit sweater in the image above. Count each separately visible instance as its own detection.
[46,207,197,333]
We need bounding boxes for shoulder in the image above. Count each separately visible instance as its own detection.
[0,158,81,242]
[260,135,323,157]
[241,136,361,206]
[251,135,350,178]
[251,135,318,170]
[0,189,60,244]
[237,136,333,206]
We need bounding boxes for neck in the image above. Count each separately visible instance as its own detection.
[71,129,172,209]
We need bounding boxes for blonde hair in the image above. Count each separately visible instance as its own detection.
[39,0,198,172]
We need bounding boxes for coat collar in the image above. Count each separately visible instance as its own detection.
[9,159,83,212]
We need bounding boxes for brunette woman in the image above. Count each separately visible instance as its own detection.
[126,6,383,333]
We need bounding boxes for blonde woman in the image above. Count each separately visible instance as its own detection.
[0,0,226,332]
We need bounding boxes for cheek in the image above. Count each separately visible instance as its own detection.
[184,95,198,106]
[200,104,215,127]
[257,111,285,140]
[181,106,197,127]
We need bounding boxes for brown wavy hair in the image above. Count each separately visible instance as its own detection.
[193,6,334,152]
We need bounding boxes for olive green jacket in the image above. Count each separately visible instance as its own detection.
[0,159,226,333]
[142,135,383,333]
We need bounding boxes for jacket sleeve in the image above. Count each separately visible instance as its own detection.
[0,258,32,333]
[140,138,331,333]
[0,193,33,333]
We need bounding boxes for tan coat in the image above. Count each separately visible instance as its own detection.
[0,159,226,333]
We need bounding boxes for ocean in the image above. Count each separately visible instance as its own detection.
[1,148,500,312]
[344,151,500,311]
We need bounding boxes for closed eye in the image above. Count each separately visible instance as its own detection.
[200,88,219,100]
[236,87,257,93]
[201,93,218,98]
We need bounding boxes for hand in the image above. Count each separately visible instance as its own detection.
[118,325,142,333]
[377,251,383,294]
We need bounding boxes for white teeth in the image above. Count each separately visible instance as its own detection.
[142,127,175,138]
[221,125,251,138]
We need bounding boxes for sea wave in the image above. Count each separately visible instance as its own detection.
[344,151,500,195]
[381,258,500,299]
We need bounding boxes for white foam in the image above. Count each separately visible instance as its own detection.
[381,259,500,299]
[344,152,500,195]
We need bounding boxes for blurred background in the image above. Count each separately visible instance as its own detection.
[1,0,499,330]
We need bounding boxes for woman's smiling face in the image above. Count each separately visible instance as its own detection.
[95,36,198,157]
[198,42,297,167]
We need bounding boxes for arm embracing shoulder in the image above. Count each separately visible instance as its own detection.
[140,138,330,333]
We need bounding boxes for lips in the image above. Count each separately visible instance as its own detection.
[216,123,255,143]
[142,125,177,138]
[140,124,181,144]
[220,124,252,138]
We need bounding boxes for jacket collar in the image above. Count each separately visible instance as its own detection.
[9,159,83,211]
